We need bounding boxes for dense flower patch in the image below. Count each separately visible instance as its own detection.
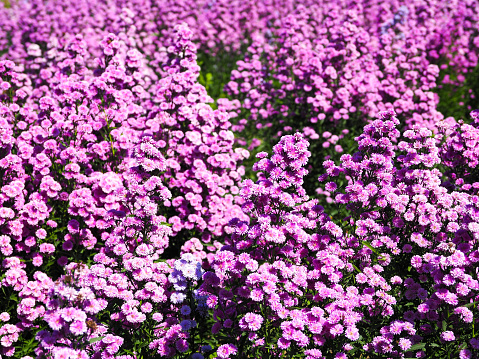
[0,0,478,358]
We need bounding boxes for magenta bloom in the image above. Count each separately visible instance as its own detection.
[441,331,455,342]
[216,344,238,358]
[398,338,412,351]
[69,320,87,335]
[239,312,263,331]
[60,307,76,322]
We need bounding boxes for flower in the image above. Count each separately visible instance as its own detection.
[216,344,238,358]
[440,331,455,342]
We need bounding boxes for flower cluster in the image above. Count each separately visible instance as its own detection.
[153,23,249,250]
[199,134,366,358]
[220,0,479,197]
[0,18,245,358]
[1,0,479,358]
[318,110,479,358]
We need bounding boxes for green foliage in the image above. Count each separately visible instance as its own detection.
[197,50,245,103]
[436,63,479,121]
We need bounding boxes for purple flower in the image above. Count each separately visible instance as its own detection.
[440,331,455,342]
[239,313,263,331]
[69,320,87,335]
[398,338,412,351]
[216,344,238,358]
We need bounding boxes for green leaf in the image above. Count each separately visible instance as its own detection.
[89,336,105,344]
[442,320,447,331]
[351,263,361,273]
[406,343,426,352]
[361,240,378,254]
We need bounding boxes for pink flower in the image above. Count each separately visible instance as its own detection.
[36,228,47,239]
[46,313,63,331]
[216,344,238,358]
[39,243,55,254]
[441,331,455,341]
[398,338,412,351]
[70,320,87,335]
[53,348,72,359]
[239,313,263,331]
[345,326,359,341]
[61,307,76,322]
[32,255,43,267]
